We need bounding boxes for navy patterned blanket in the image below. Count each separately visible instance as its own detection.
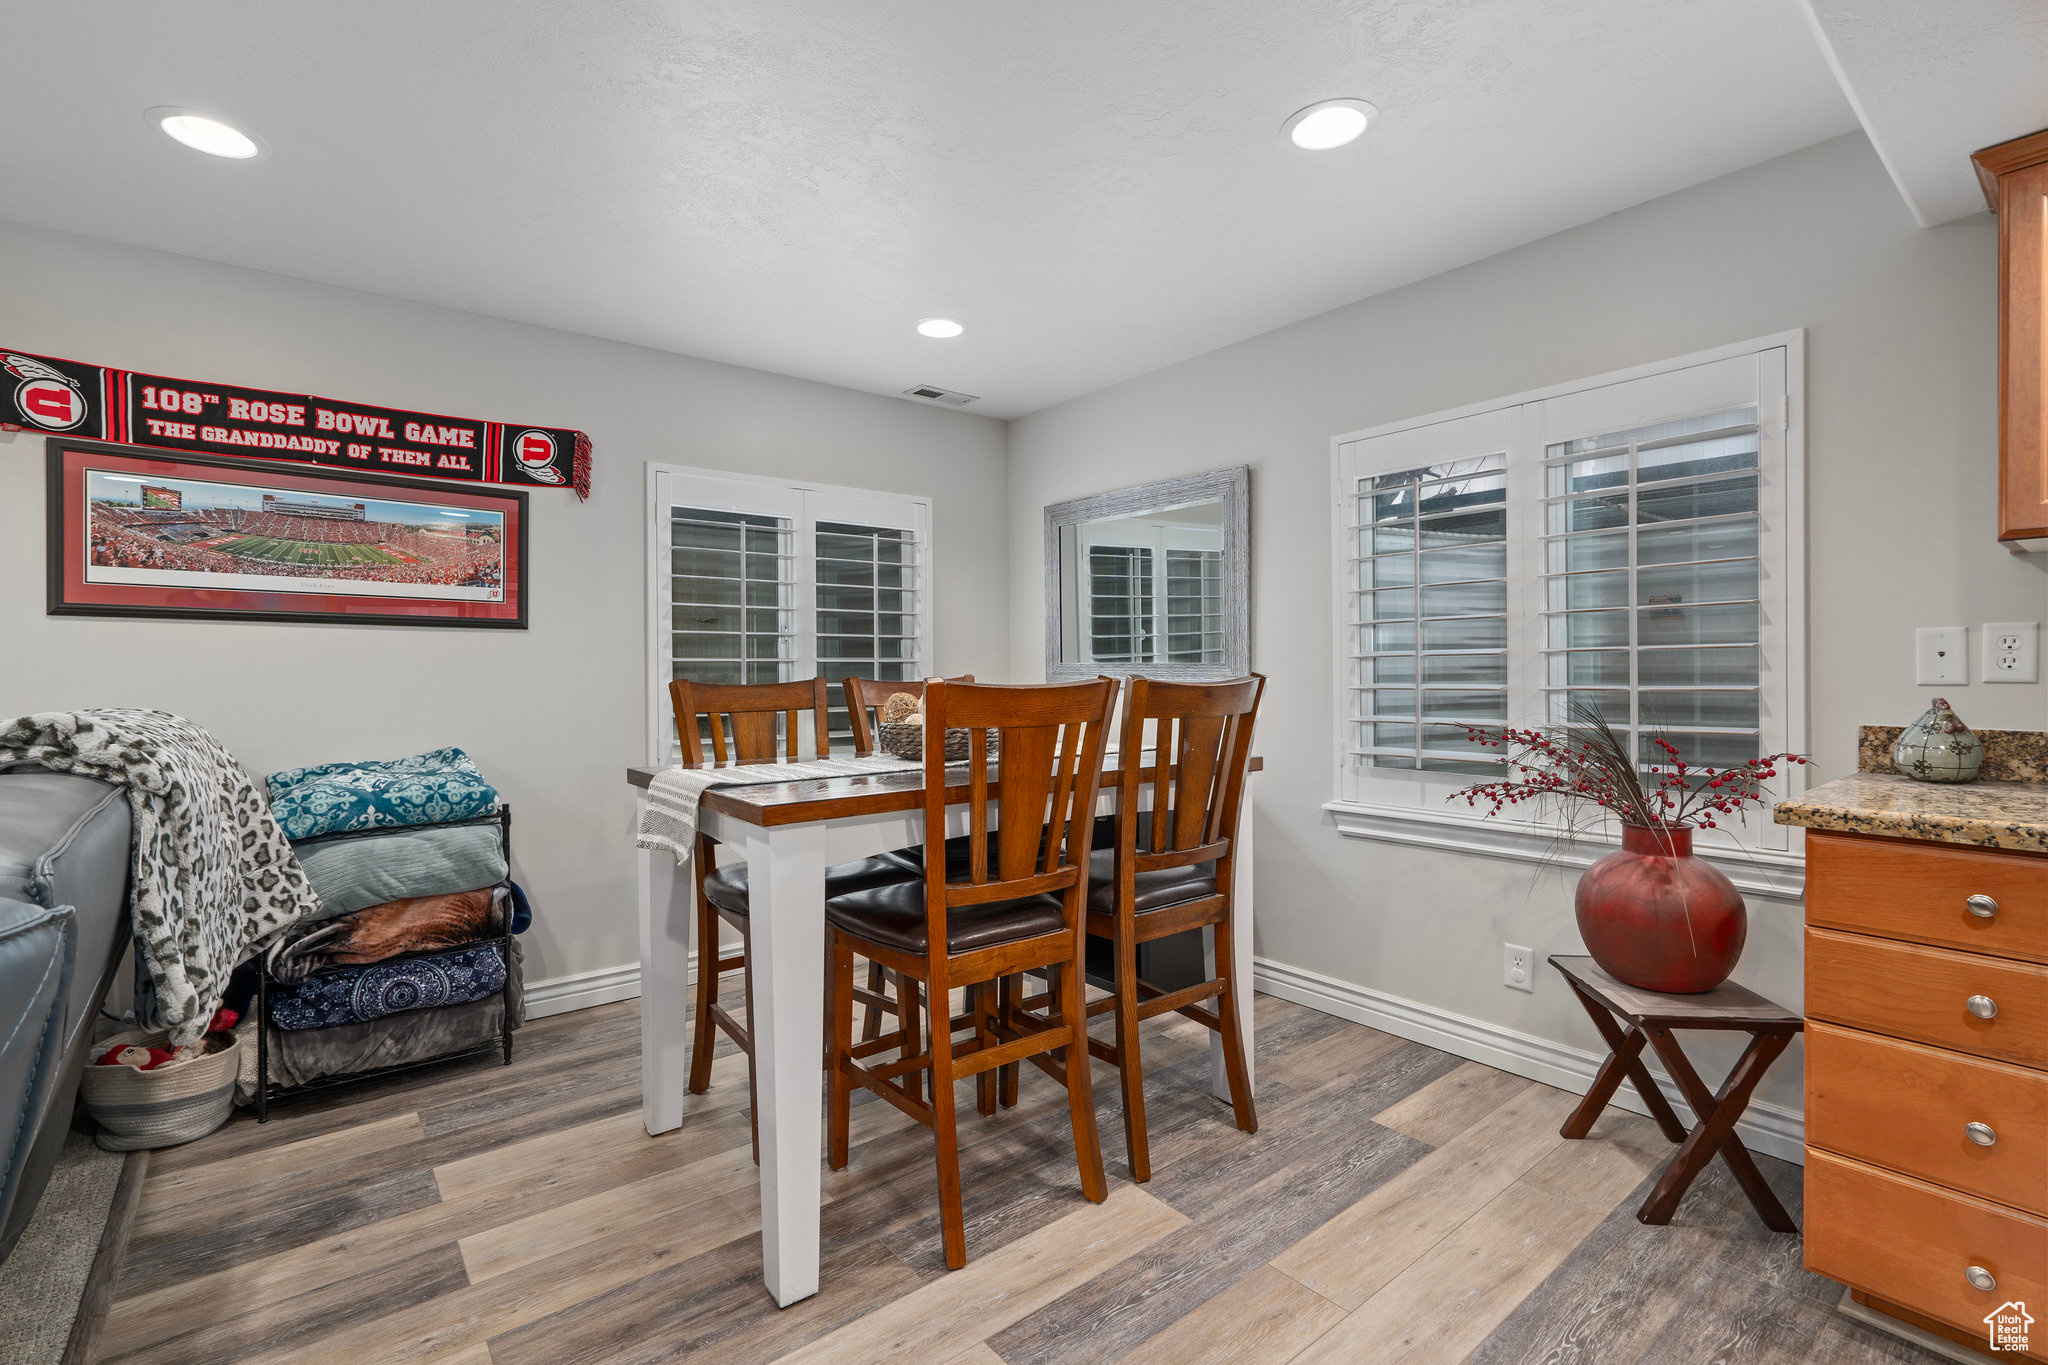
[267,940,507,1030]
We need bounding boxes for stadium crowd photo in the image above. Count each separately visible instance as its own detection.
[87,485,504,596]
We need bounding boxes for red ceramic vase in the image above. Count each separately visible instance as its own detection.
[1574,824,1746,994]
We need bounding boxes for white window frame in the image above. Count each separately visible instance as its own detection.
[1325,332,1807,899]
[1073,517,1227,666]
[645,463,933,765]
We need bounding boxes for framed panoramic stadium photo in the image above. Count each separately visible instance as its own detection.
[46,439,528,628]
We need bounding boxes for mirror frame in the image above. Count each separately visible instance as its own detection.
[1043,465,1250,682]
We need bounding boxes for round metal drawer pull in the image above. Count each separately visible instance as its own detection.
[1967,1121,1998,1147]
[1967,995,1999,1020]
[1967,1266,1998,1293]
[1967,894,1999,919]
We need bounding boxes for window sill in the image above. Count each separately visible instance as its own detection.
[1321,800,1804,902]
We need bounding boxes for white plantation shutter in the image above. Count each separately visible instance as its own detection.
[1088,545,1154,663]
[808,488,928,743]
[1074,522,1224,666]
[1340,407,1517,780]
[1165,548,1225,663]
[1351,452,1512,775]
[1334,342,1801,855]
[668,508,797,688]
[1540,406,1766,768]
[650,469,931,761]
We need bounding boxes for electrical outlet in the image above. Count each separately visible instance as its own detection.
[1983,621,2039,683]
[1503,943,1534,993]
[1916,626,1968,685]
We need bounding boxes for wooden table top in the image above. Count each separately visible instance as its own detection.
[1548,955,1802,1031]
[626,753,1262,828]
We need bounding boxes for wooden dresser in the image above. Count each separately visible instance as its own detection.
[1781,768,2048,1362]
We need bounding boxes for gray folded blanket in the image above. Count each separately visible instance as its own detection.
[293,823,508,921]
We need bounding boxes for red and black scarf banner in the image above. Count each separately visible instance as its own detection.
[1,347,590,500]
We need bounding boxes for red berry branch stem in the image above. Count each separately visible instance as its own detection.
[1452,703,1806,833]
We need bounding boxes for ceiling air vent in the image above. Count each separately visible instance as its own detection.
[902,384,980,407]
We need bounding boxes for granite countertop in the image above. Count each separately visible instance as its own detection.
[1775,771,2048,852]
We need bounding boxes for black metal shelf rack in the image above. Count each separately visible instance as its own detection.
[253,804,518,1121]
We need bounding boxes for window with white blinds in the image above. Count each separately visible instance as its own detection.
[1542,407,1765,771]
[648,468,931,761]
[1354,452,1510,775]
[1088,545,1154,663]
[669,508,794,687]
[1165,549,1225,663]
[1077,536,1226,666]
[816,519,924,739]
[1332,337,1804,854]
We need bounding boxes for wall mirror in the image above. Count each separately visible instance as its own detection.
[1044,465,1250,681]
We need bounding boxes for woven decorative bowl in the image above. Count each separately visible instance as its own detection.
[80,1027,239,1151]
[879,722,996,764]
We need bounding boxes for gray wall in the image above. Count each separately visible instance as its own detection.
[0,219,1010,990]
[1006,132,2035,1122]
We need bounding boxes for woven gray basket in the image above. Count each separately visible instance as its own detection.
[80,1027,239,1151]
[878,722,997,764]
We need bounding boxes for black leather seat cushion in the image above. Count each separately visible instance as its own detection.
[1086,848,1218,913]
[876,833,997,879]
[826,879,1066,956]
[703,855,914,918]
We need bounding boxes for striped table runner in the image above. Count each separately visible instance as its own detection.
[634,756,916,863]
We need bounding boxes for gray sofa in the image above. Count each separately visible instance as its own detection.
[0,772,132,1264]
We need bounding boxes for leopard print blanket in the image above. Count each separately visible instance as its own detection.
[0,709,322,1044]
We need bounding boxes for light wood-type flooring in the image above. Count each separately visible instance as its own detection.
[99,986,1945,1364]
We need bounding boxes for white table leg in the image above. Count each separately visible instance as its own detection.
[743,820,829,1307]
[637,797,693,1136]
[1208,770,1256,1102]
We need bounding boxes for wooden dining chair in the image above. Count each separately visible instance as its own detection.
[823,677,1118,1269]
[1067,673,1265,1182]
[669,677,917,1160]
[842,674,974,758]
[841,674,976,1048]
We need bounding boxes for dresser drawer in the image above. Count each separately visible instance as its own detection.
[1807,1021,2048,1215]
[1807,1149,2047,1359]
[1807,831,2048,963]
[1807,927,2048,1069]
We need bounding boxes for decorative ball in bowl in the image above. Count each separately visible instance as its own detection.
[878,721,994,764]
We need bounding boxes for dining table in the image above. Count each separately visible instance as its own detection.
[627,750,1260,1306]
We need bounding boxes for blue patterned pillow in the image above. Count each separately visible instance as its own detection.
[266,746,500,842]
[267,941,507,1030]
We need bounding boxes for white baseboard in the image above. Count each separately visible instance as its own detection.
[525,961,650,1019]
[521,950,1807,1163]
[1254,955,1805,1164]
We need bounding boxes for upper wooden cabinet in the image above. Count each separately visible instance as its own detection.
[1974,130,2048,551]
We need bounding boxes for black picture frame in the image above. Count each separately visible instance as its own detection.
[46,438,530,629]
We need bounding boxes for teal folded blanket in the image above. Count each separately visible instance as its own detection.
[294,823,508,921]
[266,746,499,841]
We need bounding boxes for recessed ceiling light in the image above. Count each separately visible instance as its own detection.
[1283,99,1377,151]
[915,317,965,339]
[147,107,265,159]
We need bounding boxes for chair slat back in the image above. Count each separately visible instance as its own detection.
[921,680,1117,931]
[669,678,830,768]
[842,674,975,757]
[1117,675,1265,875]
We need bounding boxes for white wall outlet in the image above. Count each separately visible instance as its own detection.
[1503,943,1534,993]
[1915,626,1968,686]
[1983,621,2039,683]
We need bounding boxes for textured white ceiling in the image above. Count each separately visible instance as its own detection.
[1802,0,2048,227]
[0,2,1856,417]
